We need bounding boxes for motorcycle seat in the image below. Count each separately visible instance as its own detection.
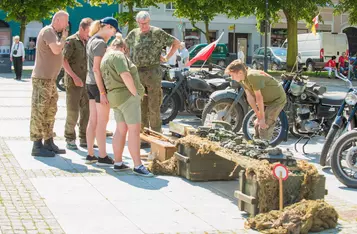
[320,92,346,106]
[206,78,230,90]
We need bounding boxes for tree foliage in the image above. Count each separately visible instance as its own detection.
[335,0,357,24]
[89,0,168,33]
[172,0,227,43]
[0,0,80,41]
[227,0,333,70]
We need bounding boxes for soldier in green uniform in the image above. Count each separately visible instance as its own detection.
[63,18,93,150]
[125,11,180,138]
[226,60,287,141]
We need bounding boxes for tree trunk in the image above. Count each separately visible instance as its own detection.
[204,20,213,71]
[127,2,136,33]
[285,13,298,72]
[20,20,26,43]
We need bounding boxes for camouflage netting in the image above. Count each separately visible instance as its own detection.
[245,199,338,234]
[147,157,178,175]
[172,135,323,213]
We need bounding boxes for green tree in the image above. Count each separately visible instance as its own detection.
[89,0,168,33]
[335,0,357,24]
[172,0,227,45]
[227,0,333,70]
[0,0,80,42]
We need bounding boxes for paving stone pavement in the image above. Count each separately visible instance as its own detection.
[0,139,65,234]
[0,75,357,234]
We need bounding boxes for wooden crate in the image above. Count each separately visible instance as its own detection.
[234,170,327,216]
[175,143,240,181]
[140,133,176,162]
[169,122,196,137]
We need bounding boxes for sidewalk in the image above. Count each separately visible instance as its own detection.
[0,76,357,234]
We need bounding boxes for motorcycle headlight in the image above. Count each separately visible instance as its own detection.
[345,93,357,105]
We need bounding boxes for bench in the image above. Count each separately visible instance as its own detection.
[313,61,326,76]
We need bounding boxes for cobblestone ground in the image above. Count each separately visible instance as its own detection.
[0,139,65,234]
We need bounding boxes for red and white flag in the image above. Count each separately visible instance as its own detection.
[186,32,224,66]
[311,14,319,35]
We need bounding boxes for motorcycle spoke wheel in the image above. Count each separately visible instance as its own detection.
[245,113,282,144]
[335,139,357,181]
[206,102,239,130]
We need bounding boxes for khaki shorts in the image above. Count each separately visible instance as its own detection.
[113,95,141,124]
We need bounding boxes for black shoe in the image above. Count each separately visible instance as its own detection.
[97,156,114,166]
[113,163,131,171]
[85,155,98,164]
[44,137,66,154]
[31,140,56,157]
[140,142,151,149]
[106,130,113,137]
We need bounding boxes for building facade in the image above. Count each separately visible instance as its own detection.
[0,0,118,50]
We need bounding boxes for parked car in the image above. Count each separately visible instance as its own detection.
[188,43,236,67]
[282,32,349,71]
[251,47,287,71]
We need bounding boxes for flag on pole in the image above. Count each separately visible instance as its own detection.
[186,32,224,67]
[228,25,235,31]
[311,14,319,36]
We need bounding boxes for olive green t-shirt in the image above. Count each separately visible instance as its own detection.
[241,69,286,106]
[101,50,145,108]
[125,26,176,68]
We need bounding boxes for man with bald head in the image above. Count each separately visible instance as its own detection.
[30,10,69,157]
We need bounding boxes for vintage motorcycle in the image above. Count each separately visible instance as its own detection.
[319,77,357,166]
[160,65,230,124]
[242,70,349,147]
[329,129,357,188]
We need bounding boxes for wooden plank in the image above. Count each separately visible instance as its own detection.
[238,170,246,211]
[234,191,257,205]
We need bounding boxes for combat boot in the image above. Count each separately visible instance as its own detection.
[44,137,66,154]
[31,140,56,157]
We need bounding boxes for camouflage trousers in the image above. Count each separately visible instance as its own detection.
[138,66,162,133]
[30,78,58,141]
[64,85,89,141]
[255,99,286,141]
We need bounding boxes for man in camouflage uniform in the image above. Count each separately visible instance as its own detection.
[63,18,93,150]
[125,11,180,140]
[30,11,69,157]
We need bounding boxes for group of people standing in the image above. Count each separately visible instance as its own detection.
[29,10,180,177]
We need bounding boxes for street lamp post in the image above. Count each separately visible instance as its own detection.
[264,0,269,72]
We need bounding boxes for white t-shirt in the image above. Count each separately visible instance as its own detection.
[166,47,179,66]
[178,48,190,69]
[237,51,245,63]
[11,42,25,58]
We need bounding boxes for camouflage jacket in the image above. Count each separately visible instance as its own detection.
[125,26,176,68]
[63,32,87,85]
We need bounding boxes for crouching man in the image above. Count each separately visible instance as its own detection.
[226,60,286,141]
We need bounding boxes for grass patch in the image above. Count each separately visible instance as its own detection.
[267,70,329,78]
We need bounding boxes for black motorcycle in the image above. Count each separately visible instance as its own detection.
[320,78,356,166]
[56,68,65,91]
[329,129,357,188]
[201,79,249,132]
[242,71,348,147]
[160,65,230,124]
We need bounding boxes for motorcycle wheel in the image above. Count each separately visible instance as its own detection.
[56,70,65,91]
[160,88,180,125]
[330,130,357,188]
[201,98,244,132]
[320,126,344,166]
[242,109,288,147]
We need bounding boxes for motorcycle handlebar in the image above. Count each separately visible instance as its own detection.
[209,63,226,70]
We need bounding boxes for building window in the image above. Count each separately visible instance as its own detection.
[163,28,174,35]
[166,2,175,10]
